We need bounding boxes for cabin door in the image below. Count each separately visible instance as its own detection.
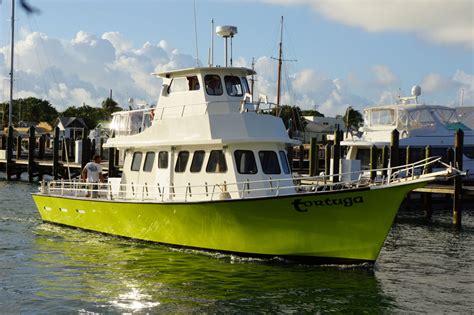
[156,147,172,200]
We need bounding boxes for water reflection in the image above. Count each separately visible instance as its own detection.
[32,224,393,313]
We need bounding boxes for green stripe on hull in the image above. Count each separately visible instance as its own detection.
[32,182,424,262]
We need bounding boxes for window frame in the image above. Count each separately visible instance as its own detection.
[206,150,228,173]
[190,150,206,173]
[158,151,169,169]
[258,150,281,175]
[175,151,190,173]
[234,150,258,175]
[143,152,155,172]
[278,150,290,174]
[131,152,143,171]
[204,74,223,96]
[224,75,244,97]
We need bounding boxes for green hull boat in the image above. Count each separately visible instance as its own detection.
[33,181,425,264]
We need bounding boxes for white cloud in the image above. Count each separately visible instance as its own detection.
[372,65,399,86]
[0,31,197,111]
[264,0,474,48]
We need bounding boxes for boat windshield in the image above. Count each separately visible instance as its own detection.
[370,109,396,126]
[406,108,435,130]
[110,109,153,136]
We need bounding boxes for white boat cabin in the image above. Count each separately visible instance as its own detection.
[104,67,298,200]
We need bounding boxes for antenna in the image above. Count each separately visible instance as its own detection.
[216,25,237,67]
[250,57,255,97]
[193,0,199,67]
[8,0,15,127]
[208,19,214,67]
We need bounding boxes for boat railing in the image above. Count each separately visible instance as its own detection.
[39,156,456,202]
[152,99,280,121]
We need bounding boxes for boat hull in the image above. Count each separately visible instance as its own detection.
[32,182,424,264]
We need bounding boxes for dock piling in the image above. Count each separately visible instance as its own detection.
[309,137,318,176]
[28,126,35,182]
[370,145,377,181]
[52,127,60,179]
[390,129,400,169]
[423,145,433,218]
[453,129,464,226]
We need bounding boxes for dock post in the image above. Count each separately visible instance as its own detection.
[81,129,89,170]
[61,139,67,162]
[405,145,411,165]
[309,138,318,176]
[1,134,5,149]
[298,144,304,172]
[381,145,389,178]
[52,127,60,179]
[16,135,22,160]
[69,137,75,160]
[453,129,464,226]
[6,126,14,180]
[28,126,35,182]
[332,130,341,183]
[390,129,400,169]
[38,135,45,159]
[370,145,377,181]
[423,145,433,218]
[446,147,454,166]
[324,143,331,177]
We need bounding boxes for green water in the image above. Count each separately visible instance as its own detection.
[0,181,473,313]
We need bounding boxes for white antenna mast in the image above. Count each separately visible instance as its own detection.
[216,25,237,67]
[208,19,214,67]
[193,0,199,67]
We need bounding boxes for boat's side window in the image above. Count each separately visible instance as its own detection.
[241,77,250,94]
[258,151,281,174]
[187,76,200,91]
[279,150,290,174]
[175,151,190,173]
[143,152,155,172]
[224,76,243,97]
[168,77,189,93]
[131,152,143,171]
[204,75,223,96]
[206,150,227,173]
[190,150,206,173]
[234,150,257,174]
[158,151,169,169]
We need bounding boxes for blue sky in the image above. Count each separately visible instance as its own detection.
[0,0,473,115]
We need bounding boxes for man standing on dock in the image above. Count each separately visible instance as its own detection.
[82,155,104,197]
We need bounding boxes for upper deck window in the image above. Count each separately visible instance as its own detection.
[224,76,243,97]
[258,151,281,174]
[204,75,223,95]
[241,77,250,94]
[168,76,200,93]
[234,150,257,174]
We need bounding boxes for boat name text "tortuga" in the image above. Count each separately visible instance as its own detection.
[291,196,364,212]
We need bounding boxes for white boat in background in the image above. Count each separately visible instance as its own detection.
[342,86,474,176]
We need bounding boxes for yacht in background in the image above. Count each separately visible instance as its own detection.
[342,86,474,176]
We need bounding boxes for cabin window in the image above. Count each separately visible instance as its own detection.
[143,152,155,172]
[234,150,257,174]
[168,77,188,93]
[279,151,290,174]
[204,75,223,95]
[206,150,227,173]
[258,151,281,174]
[190,150,206,173]
[187,76,200,90]
[370,109,396,126]
[158,151,169,169]
[131,152,143,171]
[175,151,190,173]
[241,77,250,94]
[224,76,243,97]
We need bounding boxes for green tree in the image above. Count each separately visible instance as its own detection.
[343,107,364,130]
[301,109,324,117]
[101,97,122,119]
[273,105,307,132]
[61,104,107,130]
[1,97,58,127]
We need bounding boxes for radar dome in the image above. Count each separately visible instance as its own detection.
[411,85,421,97]
[216,25,238,37]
